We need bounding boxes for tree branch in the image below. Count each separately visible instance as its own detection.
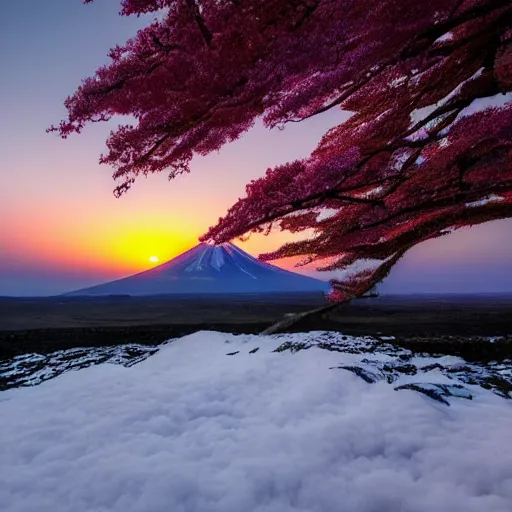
[186,0,213,47]
[400,0,511,60]
[86,60,164,96]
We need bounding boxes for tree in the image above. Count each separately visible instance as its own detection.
[51,0,512,302]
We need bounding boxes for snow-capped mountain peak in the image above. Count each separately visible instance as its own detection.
[65,243,329,296]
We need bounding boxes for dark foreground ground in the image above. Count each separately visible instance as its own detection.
[1,293,511,360]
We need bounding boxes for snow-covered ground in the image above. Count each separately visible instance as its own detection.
[1,331,512,512]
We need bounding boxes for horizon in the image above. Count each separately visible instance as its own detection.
[2,226,512,297]
[1,0,511,297]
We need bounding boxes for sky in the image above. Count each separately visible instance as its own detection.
[0,0,511,296]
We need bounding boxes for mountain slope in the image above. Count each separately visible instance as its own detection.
[64,243,329,296]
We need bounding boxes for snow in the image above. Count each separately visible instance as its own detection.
[185,244,210,272]
[316,208,338,221]
[391,151,413,171]
[210,245,225,271]
[455,91,512,120]
[466,194,504,208]
[410,104,438,126]
[389,75,407,88]
[440,226,457,235]
[406,78,510,143]
[357,185,384,199]
[434,32,454,43]
[1,331,512,512]
[409,68,485,130]
[441,67,484,105]
[1,344,158,389]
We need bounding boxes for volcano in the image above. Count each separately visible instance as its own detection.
[64,243,329,296]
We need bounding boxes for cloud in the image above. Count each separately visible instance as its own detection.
[1,331,512,512]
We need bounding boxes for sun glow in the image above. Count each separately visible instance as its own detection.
[149,256,159,263]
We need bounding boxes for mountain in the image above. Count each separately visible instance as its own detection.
[64,243,329,296]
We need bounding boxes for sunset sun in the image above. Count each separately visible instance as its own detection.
[149,255,159,263]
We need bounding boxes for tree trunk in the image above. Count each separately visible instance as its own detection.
[260,302,341,335]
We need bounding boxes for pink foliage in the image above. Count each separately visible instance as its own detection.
[53,0,512,302]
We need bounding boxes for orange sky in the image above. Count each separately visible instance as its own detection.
[1,107,334,284]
